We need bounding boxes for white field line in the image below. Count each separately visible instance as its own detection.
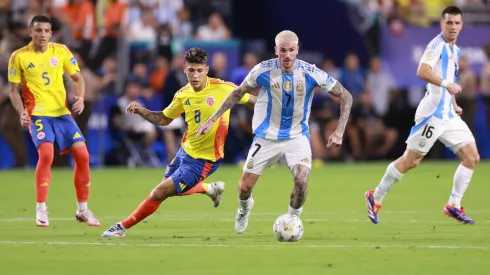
[0,240,487,250]
[2,209,490,222]
[1,216,490,224]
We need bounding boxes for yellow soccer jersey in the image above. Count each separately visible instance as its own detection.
[163,77,251,162]
[7,42,80,117]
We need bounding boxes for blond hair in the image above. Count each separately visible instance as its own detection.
[275,30,299,46]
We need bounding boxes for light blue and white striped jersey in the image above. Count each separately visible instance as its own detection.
[244,58,337,141]
[417,34,460,120]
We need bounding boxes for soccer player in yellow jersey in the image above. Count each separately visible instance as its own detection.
[7,15,99,227]
[102,48,256,237]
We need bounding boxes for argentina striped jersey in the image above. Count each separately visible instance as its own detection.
[244,58,337,140]
[417,34,460,120]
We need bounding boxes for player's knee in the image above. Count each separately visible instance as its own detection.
[38,152,54,165]
[399,154,421,171]
[37,143,54,165]
[73,147,90,164]
[150,187,169,202]
[464,153,480,168]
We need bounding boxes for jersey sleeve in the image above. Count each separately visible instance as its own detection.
[162,93,184,119]
[7,52,23,84]
[61,45,80,76]
[419,41,444,69]
[243,64,260,88]
[308,66,337,93]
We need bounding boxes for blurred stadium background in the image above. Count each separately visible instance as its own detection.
[2,2,490,273]
[0,0,490,169]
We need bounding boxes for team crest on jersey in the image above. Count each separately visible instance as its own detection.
[283,80,292,92]
[9,67,16,76]
[206,96,215,106]
[37,132,45,140]
[296,81,305,96]
[50,57,58,66]
[419,140,426,148]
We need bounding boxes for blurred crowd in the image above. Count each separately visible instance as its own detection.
[0,0,490,169]
[345,0,490,27]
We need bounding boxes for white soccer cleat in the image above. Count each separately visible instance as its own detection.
[207,181,225,208]
[75,209,101,226]
[101,222,126,237]
[36,209,49,227]
[235,198,255,234]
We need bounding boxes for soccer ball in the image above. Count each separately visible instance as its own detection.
[273,214,304,242]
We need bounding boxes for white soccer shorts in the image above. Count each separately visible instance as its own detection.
[243,135,312,175]
[406,116,475,155]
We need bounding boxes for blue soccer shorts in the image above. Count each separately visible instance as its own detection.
[30,115,86,154]
[164,147,221,194]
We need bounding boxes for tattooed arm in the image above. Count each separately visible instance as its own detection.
[138,109,174,126]
[196,81,254,137]
[127,101,173,126]
[209,81,254,122]
[327,81,353,143]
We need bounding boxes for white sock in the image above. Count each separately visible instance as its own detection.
[205,183,213,196]
[36,202,47,212]
[239,195,253,213]
[448,164,473,208]
[77,202,88,212]
[117,222,126,230]
[288,205,303,217]
[373,162,404,204]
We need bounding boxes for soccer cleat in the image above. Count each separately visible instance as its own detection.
[101,222,126,237]
[207,181,225,208]
[443,204,474,224]
[235,198,255,234]
[75,209,101,226]
[36,209,49,227]
[365,190,382,224]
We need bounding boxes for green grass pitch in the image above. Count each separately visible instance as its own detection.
[1,161,490,274]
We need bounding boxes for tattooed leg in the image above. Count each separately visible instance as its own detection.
[289,164,310,216]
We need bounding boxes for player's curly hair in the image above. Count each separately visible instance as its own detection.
[184,48,209,64]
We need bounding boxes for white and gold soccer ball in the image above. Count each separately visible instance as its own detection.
[273,214,304,242]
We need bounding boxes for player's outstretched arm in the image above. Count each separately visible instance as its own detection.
[212,81,253,121]
[138,109,173,126]
[127,101,173,126]
[8,82,30,128]
[326,81,353,148]
[417,63,461,95]
[196,81,253,137]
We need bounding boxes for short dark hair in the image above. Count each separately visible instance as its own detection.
[441,6,463,19]
[184,48,208,64]
[30,15,51,28]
